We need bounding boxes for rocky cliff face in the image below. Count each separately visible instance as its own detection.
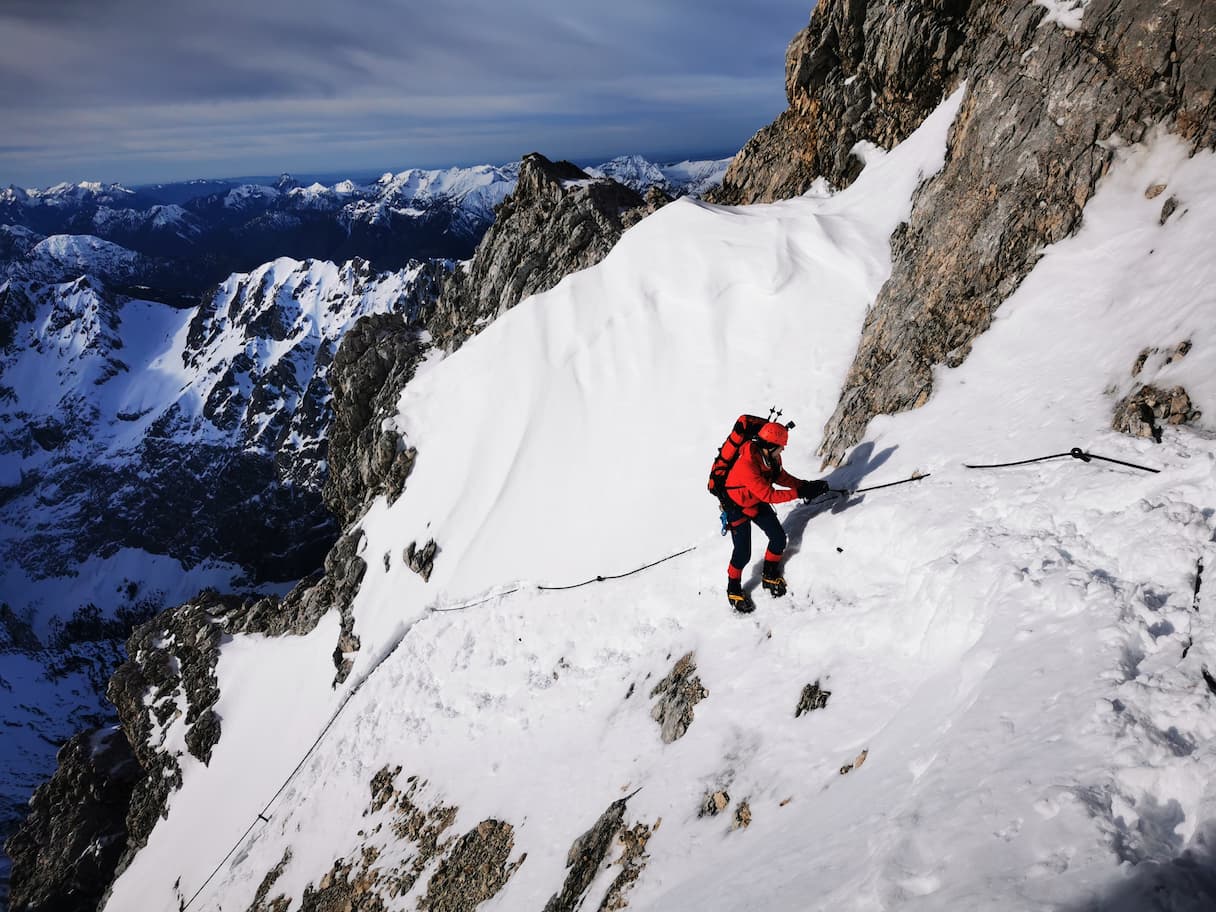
[711,0,1216,464]
[710,0,970,204]
[3,727,141,912]
[426,153,656,350]
[0,257,440,604]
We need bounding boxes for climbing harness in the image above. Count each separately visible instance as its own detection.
[964,447,1159,474]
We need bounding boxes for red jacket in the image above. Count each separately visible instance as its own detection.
[724,440,801,516]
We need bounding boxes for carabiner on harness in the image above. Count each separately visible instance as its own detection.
[719,510,729,536]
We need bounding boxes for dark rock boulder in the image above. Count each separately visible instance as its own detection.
[324,313,427,528]
[795,680,832,717]
[403,539,438,582]
[4,727,141,912]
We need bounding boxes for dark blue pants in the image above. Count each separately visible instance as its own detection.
[727,502,786,573]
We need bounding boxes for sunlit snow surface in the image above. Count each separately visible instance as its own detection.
[105,91,1216,911]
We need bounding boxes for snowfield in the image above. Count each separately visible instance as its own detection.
[103,90,1216,911]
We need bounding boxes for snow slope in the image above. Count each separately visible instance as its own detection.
[103,91,1216,911]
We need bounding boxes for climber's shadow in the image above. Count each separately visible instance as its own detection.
[781,441,896,558]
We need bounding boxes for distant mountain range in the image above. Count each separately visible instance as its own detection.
[1,156,730,294]
[0,153,730,630]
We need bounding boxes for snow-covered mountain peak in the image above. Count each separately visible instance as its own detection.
[587,154,667,187]
[32,181,137,207]
[223,184,281,209]
[372,162,523,210]
[24,234,146,283]
[147,203,191,228]
[587,155,732,197]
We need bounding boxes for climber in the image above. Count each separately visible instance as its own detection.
[717,421,828,613]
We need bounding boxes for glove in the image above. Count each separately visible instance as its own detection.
[798,479,830,500]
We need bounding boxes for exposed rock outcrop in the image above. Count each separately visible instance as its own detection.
[323,311,427,527]
[253,768,524,912]
[700,790,730,818]
[103,592,235,878]
[710,0,1216,465]
[821,0,1216,463]
[795,680,832,716]
[1113,384,1200,440]
[1114,339,1201,439]
[543,795,653,912]
[732,801,752,831]
[3,727,141,912]
[427,153,648,350]
[649,652,708,743]
[598,820,654,911]
[403,539,438,582]
[710,0,970,204]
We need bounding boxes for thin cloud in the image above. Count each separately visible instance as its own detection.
[0,0,812,186]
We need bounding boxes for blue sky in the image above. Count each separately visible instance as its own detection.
[1,0,814,188]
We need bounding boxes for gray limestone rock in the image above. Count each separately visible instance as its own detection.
[324,312,428,528]
[427,153,646,351]
[404,539,439,582]
[820,0,1216,464]
[649,652,708,743]
[1113,384,1200,441]
[543,797,627,912]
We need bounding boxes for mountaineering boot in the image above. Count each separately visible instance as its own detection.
[761,560,787,598]
[727,580,755,614]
